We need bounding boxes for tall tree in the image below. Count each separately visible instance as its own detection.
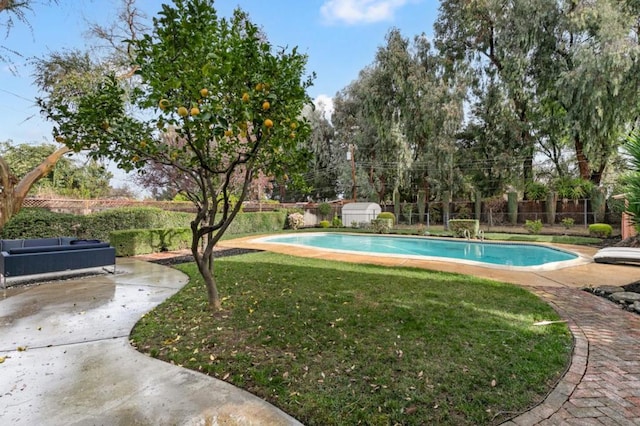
[0,141,112,198]
[0,0,71,228]
[435,0,640,188]
[302,105,337,201]
[39,0,313,310]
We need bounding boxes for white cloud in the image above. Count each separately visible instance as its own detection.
[313,95,334,121]
[320,0,409,25]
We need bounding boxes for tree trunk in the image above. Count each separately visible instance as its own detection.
[191,228,221,310]
[0,145,70,229]
[574,133,591,181]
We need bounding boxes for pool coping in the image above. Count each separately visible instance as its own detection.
[251,232,592,272]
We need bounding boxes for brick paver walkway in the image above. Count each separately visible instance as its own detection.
[503,287,640,425]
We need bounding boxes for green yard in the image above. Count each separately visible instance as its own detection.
[131,252,572,425]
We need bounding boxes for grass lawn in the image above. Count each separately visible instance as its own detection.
[130,252,572,425]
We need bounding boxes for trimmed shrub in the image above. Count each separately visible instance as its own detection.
[524,219,543,234]
[110,228,192,256]
[449,219,479,238]
[287,212,304,230]
[331,215,343,228]
[0,208,79,239]
[227,211,287,235]
[1,208,285,243]
[371,218,391,234]
[377,211,396,224]
[319,220,330,228]
[588,223,612,238]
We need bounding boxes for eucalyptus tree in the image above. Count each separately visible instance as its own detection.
[403,34,465,201]
[435,0,640,189]
[532,0,640,184]
[435,0,540,190]
[303,105,337,201]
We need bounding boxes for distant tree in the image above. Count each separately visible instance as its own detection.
[435,0,640,187]
[0,0,71,228]
[0,142,113,198]
[39,0,313,310]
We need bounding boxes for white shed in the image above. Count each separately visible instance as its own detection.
[342,202,382,227]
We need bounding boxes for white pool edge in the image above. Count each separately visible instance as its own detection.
[251,232,592,272]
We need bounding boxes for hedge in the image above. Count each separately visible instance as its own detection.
[110,228,192,257]
[0,207,191,241]
[448,219,479,238]
[109,211,288,256]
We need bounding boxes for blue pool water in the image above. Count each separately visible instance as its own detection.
[259,233,579,268]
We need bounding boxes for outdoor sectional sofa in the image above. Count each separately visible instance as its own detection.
[0,237,116,288]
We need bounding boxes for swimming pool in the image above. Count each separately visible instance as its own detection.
[256,233,583,270]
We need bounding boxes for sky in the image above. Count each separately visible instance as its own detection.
[0,0,439,188]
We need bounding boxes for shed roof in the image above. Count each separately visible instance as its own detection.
[341,202,381,212]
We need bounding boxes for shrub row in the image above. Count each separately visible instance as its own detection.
[1,208,286,244]
[109,211,287,256]
[110,228,192,256]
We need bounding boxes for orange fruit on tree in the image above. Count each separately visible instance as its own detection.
[200,88,209,97]
[262,101,270,111]
[255,83,264,91]
[190,107,200,116]
[264,118,274,128]
[177,106,189,117]
[242,92,250,102]
[158,99,170,110]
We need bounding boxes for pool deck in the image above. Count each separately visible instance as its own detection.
[220,235,640,425]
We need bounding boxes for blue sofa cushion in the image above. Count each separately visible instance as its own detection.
[70,239,102,245]
[23,238,61,248]
[1,240,24,251]
[8,242,110,255]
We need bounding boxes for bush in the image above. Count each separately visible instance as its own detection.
[525,181,549,201]
[318,202,332,219]
[1,208,285,244]
[371,218,391,234]
[319,220,330,228]
[110,228,192,256]
[588,223,612,238]
[227,211,287,235]
[0,207,192,241]
[287,212,304,230]
[561,217,575,229]
[377,211,396,224]
[0,208,79,239]
[449,219,479,238]
[331,215,343,228]
[524,219,543,234]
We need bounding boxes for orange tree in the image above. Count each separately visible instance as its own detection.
[39,0,313,309]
